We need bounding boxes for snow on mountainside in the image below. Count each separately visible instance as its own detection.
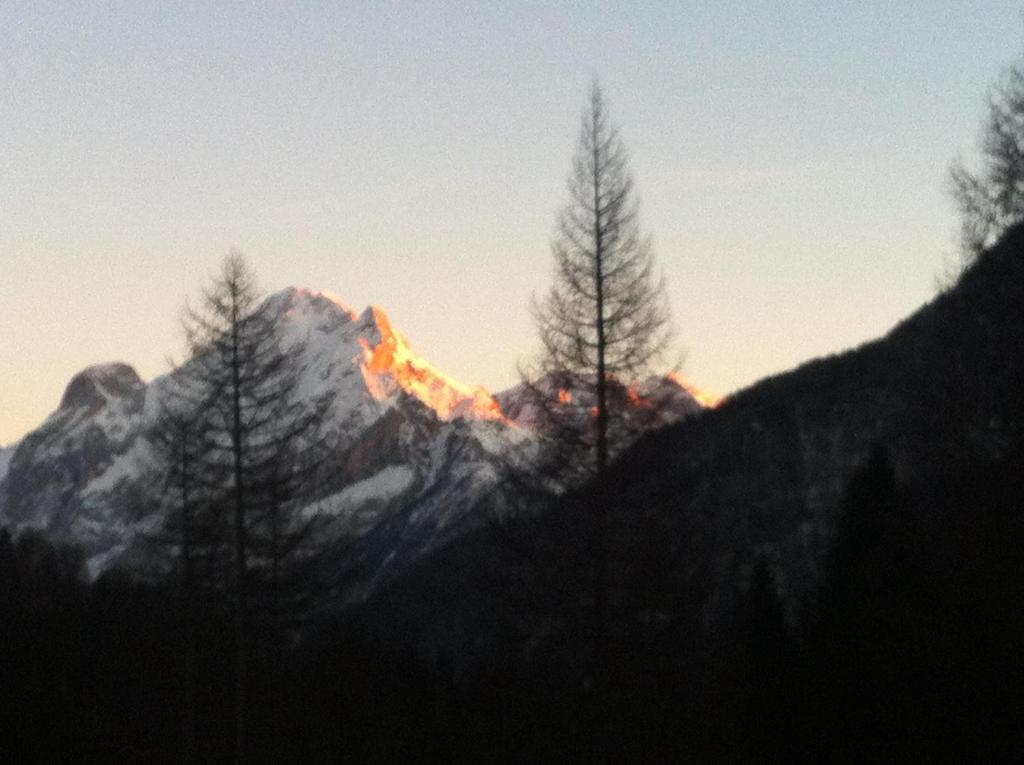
[0,286,711,589]
[269,287,505,425]
[0,363,150,560]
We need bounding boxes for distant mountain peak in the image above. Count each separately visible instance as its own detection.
[264,288,719,425]
[258,288,505,423]
[58,363,144,412]
[267,285,358,327]
[663,372,723,408]
[354,303,505,422]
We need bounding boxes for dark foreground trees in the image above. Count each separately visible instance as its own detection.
[167,253,331,763]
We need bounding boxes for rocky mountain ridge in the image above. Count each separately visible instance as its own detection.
[0,287,706,585]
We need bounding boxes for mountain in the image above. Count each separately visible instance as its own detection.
[0,287,707,587]
[494,370,712,431]
[346,223,1024,678]
[0,363,149,558]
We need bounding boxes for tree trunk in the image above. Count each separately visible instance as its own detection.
[591,95,610,699]
[230,305,248,765]
[180,445,198,765]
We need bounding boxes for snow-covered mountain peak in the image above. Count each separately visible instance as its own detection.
[357,303,392,334]
[58,363,145,413]
[353,303,505,422]
[270,285,354,312]
[254,289,505,424]
[267,286,358,338]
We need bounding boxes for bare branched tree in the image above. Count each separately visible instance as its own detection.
[176,252,331,765]
[526,81,674,483]
[951,62,1024,259]
[520,81,675,690]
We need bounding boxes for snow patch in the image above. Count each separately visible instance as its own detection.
[83,452,142,496]
[86,544,127,580]
[322,465,416,512]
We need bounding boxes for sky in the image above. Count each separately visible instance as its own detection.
[1,1,1022,445]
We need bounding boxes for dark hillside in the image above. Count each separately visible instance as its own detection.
[341,224,1024,760]
[364,223,1024,642]
[609,219,1024,620]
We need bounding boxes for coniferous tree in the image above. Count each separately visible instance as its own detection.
[144,386,229,764]
[524,81,674,689]
[736,559,793,759]
[528,81,674,486]
[812,445,919,756]
[175,252,330,764]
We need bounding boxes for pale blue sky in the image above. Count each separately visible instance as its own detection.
[1,1,1020,444]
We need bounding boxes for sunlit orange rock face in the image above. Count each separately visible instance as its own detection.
[357,306,506,423]
[667,372,723,408]
[282,292,720,426]
[626,386,655,410]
